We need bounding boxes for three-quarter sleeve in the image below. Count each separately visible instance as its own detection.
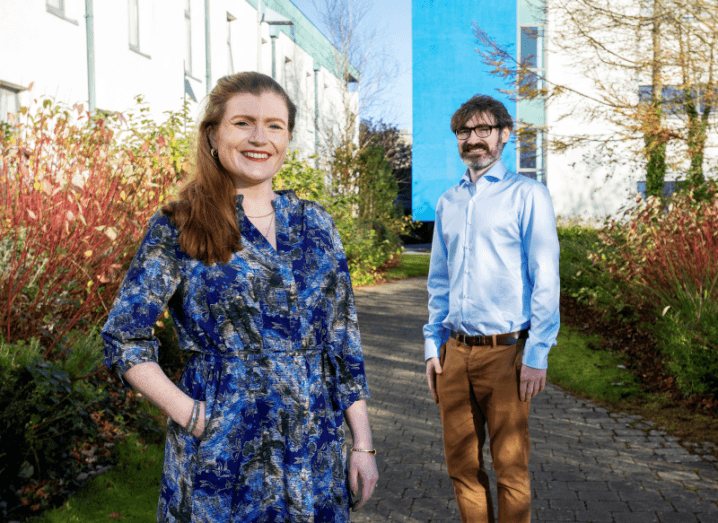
[102,212,182,386]
[325,219,370,411]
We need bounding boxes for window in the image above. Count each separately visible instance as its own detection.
[517,130,545,184]
[518,26,544,91]
[517,26,547,185]
[46,0,64,16]
[128,0,140,51]
[185,1,192,73]
[638,85,714,116]
[227,13,235,75]
[46,0,78,24]
[0,83,22,123]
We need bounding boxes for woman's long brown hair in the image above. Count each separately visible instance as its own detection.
[162,72,297,265]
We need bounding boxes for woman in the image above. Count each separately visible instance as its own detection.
[102,72,378,522]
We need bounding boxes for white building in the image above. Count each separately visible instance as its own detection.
[0,0,359,156]
[412,0,718,223]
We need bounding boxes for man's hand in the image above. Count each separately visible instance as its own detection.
[426,357,442,404]
[519,365,546,402]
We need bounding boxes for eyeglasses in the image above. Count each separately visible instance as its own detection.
[455,125,499,140]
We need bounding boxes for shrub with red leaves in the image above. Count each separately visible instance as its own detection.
[591,184,718,396]
[0,98,188,359]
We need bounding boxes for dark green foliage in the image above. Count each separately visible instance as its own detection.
[0,336,104,515]
[557,225,628,319]
[648,268,718,396]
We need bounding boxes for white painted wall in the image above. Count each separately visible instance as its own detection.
[0,0,355,159]
[542,0,718,221]
[543,0,645,220]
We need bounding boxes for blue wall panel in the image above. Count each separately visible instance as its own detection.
[412,0,517,222]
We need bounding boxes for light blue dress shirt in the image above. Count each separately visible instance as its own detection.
[423,160,560,369]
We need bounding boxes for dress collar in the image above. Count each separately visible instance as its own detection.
[235,189,297,215]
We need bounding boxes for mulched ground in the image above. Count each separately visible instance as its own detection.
[560,294,718,413]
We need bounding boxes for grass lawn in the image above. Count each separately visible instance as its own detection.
[379,253,431,281]
[550,325,718,448]
[548,325,642,403]
[36,434,164,523]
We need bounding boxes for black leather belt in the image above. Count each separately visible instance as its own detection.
[450,329,528,347]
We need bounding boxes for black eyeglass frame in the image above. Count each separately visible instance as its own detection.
[454,125,500,140]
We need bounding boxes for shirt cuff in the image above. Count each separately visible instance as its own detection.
[424,337,443,362]
[521,337,550,370]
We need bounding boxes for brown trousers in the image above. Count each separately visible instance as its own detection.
[437,336,531,523]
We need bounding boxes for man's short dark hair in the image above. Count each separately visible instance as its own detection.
[450,95,514,134]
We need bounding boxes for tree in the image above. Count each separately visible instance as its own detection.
[473,0,718,198]
[359,118,411,170]
[309,0,399,155]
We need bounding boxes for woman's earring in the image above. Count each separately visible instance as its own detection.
[210,148,219,158]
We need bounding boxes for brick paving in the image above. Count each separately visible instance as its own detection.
[349,278,718,523]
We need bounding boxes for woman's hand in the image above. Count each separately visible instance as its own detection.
[343,400,378,511]
[122,363,208,439]
[349,450,379,511]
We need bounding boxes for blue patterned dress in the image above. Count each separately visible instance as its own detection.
[102,191,370,522]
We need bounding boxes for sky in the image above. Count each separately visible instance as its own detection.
[288,0,413,131]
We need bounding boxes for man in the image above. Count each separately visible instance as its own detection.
[424,95,560,523]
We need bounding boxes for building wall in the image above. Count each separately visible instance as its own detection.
[0,0,355,159]
[411,0,717,222]
[411,0,517,222]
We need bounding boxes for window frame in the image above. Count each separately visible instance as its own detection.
[638,84,715,117]
[185,1,193,74]
[0,81,24,124]
[128,0,140,52]
[516,25,547,185]
[46,0,78,25]
[227,12,236,75]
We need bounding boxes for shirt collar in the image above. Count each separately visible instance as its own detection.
[460,159,508,186]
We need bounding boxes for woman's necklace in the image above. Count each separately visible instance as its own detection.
[245,209,275,219]
[258,213,275,238]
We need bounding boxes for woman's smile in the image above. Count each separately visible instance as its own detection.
[242,150,271,161]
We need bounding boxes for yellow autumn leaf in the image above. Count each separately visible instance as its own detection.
[33,182,41,191]
[84,250,93,258]
[104,227,118,241]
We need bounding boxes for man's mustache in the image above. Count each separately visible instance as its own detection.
[462,144,489,154]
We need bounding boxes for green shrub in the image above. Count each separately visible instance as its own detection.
[648,268,718,396]
[589,183,718,396]
[0,332,107,512]
[274,150,405,285]
[557,224,628,317]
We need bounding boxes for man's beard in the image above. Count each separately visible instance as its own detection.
[460,142,502,171]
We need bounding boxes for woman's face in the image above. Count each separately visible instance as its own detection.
[209,91,290,190]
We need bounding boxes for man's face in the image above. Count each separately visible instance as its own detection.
[457,112,511,172]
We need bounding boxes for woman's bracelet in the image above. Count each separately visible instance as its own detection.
[351,448,376,455]
[185,399,200,434]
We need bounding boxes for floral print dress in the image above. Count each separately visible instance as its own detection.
[102,191,370,523]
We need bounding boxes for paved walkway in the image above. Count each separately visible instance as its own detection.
[350,278,718,523]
